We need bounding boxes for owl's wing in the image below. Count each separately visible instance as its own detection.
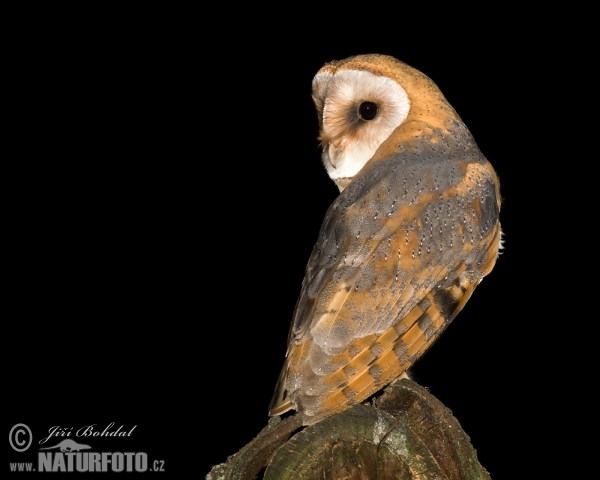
[270,154,501,425]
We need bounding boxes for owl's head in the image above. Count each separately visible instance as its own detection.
[312,54,463,192]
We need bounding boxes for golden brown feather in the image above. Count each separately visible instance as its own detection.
[269,54,502,425]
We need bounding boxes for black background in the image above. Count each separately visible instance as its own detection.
[6,6,581,479]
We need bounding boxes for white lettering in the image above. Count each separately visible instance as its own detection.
[101,452,111,471]
[53,452,66,472]
[38,453,52,472]
[112,452,124,472]
[135,452,147,472]
[38,451,148,472]
[65,453,75,471]
[77,424,95,437]
[39,426,72,444]
[89,452,101,472]
[76,452,88,472]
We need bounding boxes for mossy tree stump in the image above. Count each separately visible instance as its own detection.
[207,379,490,480]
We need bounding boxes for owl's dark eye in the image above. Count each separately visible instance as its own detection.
[357,101,379,121]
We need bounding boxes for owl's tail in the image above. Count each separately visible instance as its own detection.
[269,366,294,416]
[270,340,311,417]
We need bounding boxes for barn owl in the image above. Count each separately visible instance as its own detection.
[269,54,502,426]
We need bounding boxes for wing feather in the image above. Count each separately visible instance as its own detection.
[270,152,501,424]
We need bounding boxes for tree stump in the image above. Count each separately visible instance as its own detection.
[207,378,490,480]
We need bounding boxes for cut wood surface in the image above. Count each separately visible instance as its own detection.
[207,379,490,480]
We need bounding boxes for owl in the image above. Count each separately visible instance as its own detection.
[269,54,502,426]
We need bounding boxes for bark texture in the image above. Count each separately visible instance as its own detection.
[207,378,490,480]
